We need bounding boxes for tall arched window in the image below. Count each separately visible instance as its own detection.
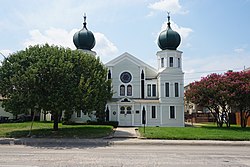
[120,85,125,96]
[127,85,132,96]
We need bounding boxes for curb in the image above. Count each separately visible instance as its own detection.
[0,138,110,147]
[110,139,250,146]
[1,138,250,147]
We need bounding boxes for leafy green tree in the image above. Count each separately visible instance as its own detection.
[0,44,112,130]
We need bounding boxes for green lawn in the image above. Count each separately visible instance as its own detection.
[139,124,250,141]
[0,122,113,138]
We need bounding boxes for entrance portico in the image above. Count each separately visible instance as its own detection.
[117,98,134,126]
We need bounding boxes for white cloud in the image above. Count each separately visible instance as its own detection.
[24,28,76,49]
[160,21,193,40]
[23,28,118,63]
[94,32,118,63]
[234,47,245,54]
[148,0,188,14]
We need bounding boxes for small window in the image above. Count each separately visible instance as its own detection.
[169,57,173,67]
[141,70,144,79]
[152,84,156,97]
[127,106,132,114]
[174,83,179,97]
[170,106,175,119]
[147,84,151,97]
[136,110,140,114]
[120,106,125,114]
[161,58,164,68]
[127,85,132,96]
[178,58,181,68]
[152,106,156,119]
[165,83,169,97]
[120,85,125,96]
[127,110,132,114]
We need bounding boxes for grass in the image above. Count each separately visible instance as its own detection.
[139,124,250,141]
[0,121,113,138]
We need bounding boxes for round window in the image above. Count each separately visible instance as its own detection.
[120,72,132,83]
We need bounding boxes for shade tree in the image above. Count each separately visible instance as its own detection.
[0,44,112,130]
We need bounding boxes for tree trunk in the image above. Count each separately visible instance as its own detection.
[53,111,59,131]
[43,111,46,121]
[28,109,36,137]
[243,112,250,128]
[240,110,245,128]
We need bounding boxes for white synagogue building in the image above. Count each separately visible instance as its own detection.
[70,14,185,127]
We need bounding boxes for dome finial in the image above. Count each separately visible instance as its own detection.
[73,13,96,51]
[157,11,181,50]
[83,13,87,29]
[167,11,171,28]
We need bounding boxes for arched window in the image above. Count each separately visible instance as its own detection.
[108,70,111,79]
[120,85,125,96]
[161,57,164,68]
[127,85,132,96]
[178,58,181,68]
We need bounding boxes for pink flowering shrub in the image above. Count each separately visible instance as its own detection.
[185,71,250,128]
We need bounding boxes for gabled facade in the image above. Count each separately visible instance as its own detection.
[40,14,185,126]
[105,50,184,126]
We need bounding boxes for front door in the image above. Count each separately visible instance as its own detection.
[119,106,132,126]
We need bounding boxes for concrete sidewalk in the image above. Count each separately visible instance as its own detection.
[1,127,250,147]
[112,127,138,138]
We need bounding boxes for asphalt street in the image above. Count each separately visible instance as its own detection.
[0,144,249,167]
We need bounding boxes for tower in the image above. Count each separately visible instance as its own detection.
[73,14,96,56]
[156,13,184,126]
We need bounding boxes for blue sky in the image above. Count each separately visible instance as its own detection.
[1,0,250,85]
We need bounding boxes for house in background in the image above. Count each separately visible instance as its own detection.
[184,85,214,123]
[0,95,14,122]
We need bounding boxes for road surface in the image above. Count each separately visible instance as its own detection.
[0,144,249,167]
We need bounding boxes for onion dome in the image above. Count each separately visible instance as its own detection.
[73,14,95,50]
[158,13,181,50]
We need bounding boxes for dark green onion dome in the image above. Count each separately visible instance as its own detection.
[73,14,95,50]
[158,14,181,50]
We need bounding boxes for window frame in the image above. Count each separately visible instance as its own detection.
[152,84,156,97]
[165,82,170,97]
[161,57,164,68]
[120,85,125,96]
[151,106,156,119]
[174,82,179,97]
[147,84,151,97]
[127,84,132,96]
[178,58,181,68]
[169,57,174,67]
[170,106,175,119]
